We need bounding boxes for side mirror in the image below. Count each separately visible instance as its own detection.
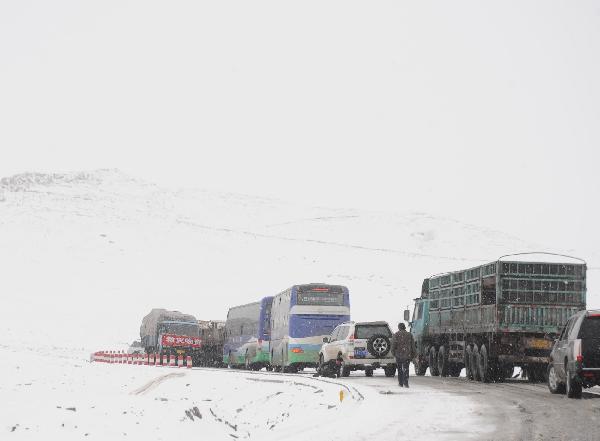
[403,309,410,322]
[323,337,330,343]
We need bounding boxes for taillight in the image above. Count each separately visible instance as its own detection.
[291,347,304,354]
[574,339,583,363]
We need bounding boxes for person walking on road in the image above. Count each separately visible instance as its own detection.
[391,322,416,387]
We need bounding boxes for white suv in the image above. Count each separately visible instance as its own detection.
[318,321,396,377]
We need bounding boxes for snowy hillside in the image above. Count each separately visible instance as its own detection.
[0,169,596,351]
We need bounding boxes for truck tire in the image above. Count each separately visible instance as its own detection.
[478,344,491,383]
[448,363,462,377]
[429,347,439,376]
[415,357,428,376]
[470,345,481,381]
[367,334,391,358]
[465,346,473,380]
[437,345,448,377]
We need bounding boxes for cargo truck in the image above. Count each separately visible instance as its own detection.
[140,308,203,363]
[407,254,586,382]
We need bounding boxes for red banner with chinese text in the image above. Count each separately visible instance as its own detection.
[161,334,202,348]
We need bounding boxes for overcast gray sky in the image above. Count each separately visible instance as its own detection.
[1,1,599,252]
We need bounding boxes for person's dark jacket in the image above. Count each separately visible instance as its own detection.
[390,329,416,362]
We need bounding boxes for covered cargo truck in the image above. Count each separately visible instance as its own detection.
[408,253,586,382]
[196,320,226,367]
[140,309,202,362]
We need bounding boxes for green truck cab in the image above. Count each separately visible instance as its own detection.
[408,254,586,382]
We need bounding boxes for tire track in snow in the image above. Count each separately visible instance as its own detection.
[130,372,186,395]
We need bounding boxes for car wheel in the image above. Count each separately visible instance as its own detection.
[566,365,582,399]
[340,359,351,377]
[384,365,396,377]
[365,368,373,377]
[318,354,326,375]
[547,364,565,394]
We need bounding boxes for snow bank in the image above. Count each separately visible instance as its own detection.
[0,344,493,440]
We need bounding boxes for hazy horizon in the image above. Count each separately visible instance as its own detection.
[2,1,599,252]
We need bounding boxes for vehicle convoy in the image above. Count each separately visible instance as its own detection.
[547,309,600,398]
[319,321,396,377]
[408,254,586,382]
[270,283,350,373]
[224,297,273,370]
[140,308,202,363]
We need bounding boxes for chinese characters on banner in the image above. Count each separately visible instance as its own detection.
[161,334,202,348]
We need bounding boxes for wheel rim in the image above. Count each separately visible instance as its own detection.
[548,366,558,390]
[373,338,388,355]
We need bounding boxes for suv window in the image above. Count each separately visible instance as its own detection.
[337,326,350,340]
[330,326,341,341]
[560,318,575,340]
[578,316,600,339]
[355,325,392,339]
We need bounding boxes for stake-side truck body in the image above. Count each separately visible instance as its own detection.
[409,255,586,382]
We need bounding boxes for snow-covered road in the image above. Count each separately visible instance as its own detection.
[2,346,494,440]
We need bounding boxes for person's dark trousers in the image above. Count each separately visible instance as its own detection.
[396,358,410,386]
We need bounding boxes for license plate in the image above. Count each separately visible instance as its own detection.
[529,339,551,349]
[354,348,367,358]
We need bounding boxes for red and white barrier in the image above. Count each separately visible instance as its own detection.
[92,350,194,370]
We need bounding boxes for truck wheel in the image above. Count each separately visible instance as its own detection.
[437,346,448,377]
[465,346,473,380]
[478,344,490,383]
[415,358,428,376]
[429,347,439,376]
[471,345,481,381]
[547,364,565,394]
[566,365,582,398]
[448,363,462,377]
